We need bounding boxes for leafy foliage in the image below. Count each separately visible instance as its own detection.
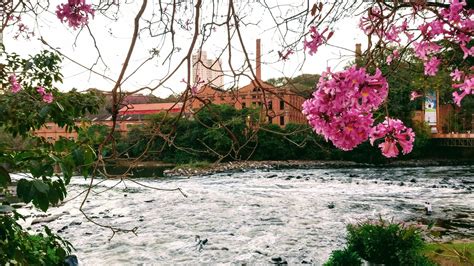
[0,48,102,263]
[345,219,435,265]
[323,248,361,266]
[0,214,73,265]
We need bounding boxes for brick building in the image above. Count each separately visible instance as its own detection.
[189,39,306,126]
[34,102,184,141]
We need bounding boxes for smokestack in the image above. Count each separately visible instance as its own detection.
[355,43,362,64]
[256,39,261,80]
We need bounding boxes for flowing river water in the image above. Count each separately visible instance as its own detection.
[16,165,474,264]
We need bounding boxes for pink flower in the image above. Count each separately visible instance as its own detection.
[379,138,399,158]
[453,91,466,106]
[413,42,441,60]
[359,7,383,35]
[304,26,333,56]
[385,24,403,43]
[386,50,400,66]
[396,131,415,154]
[56,0,95,29]
[423,57,441,76]
[460,44,474,59]
[450,69,464,82]
[410,91,422,101]
[8,74,21,93]
[36,86,46,95]
[42,92,54,103]
[392,50,400,58]
[452,76,474,106]
[369,118,415,158]
[302,66,388,151]
[36,86,54,103]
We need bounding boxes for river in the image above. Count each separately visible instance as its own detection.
[17,165,474,265]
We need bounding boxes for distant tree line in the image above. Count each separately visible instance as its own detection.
[75,103,432,165]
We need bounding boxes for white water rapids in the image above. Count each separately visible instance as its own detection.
[15,165,474,264]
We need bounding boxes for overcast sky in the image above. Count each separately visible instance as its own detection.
[3,1,367,97]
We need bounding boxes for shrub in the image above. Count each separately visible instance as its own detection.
[346,219,433,265]
[324,248,362,266]
[0,215,73,265]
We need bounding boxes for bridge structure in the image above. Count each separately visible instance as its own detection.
[431,133,474,148]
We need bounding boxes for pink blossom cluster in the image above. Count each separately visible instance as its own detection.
[56,0,95,29]
[413,1,473,78]
[302,66,388,151]
[8,74,21,93]
[370,118,415,158]
[303,27,333,56]
[360,1,473,105]
[36,86,54,104]
[452,70,474,106]
[7,16,35,40]
[450,65,474,106]
[359,8,412,43]
[386,50,400,65]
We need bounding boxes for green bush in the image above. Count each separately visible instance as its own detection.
[345,219,433,265]
[324,248,361,266]
[0,215,73,265]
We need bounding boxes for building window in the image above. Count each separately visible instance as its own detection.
[242,102,246,108]
[268,116,273,124]
[280,116,285,126]
[280,100,285,110]
[252,95,257,99]
[268,101,273,110]
[258,102,262,106]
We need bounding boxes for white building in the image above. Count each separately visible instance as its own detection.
[192,50,224,87]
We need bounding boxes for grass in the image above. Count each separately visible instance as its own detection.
[423,241,474,266]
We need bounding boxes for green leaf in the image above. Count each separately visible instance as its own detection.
[36,193,49,212]
[0,166,11,187]
[48,186,59,205]
[59,160,73,185]
[72,148,84,166]
[17,179,32,203]
[56,102,64,112]
[32,180,49,194]
[53,180,66,201]
[39,106,50,118]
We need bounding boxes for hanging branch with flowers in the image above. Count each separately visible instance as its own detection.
[302,0,473,158]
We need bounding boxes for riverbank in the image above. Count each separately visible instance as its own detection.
[164,159,474,177]
[424,241,474,265]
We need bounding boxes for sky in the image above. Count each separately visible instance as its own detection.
[2,1,367,97]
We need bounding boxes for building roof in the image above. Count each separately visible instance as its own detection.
[119,102,184,115]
